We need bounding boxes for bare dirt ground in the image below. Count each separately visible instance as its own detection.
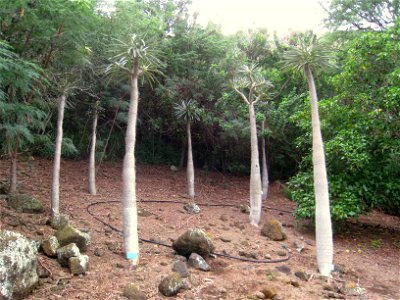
[1,158,399,300]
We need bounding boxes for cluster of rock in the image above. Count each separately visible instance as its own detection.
[42,223,91,275]
[157,228,214,297]
[0,221,90,300]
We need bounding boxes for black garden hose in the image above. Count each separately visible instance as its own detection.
[86,199,291,263]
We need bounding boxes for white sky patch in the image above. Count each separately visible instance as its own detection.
[189,0,330,36]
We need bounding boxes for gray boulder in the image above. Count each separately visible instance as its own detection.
[7,194,44,214]
[172,228,214,257]
[57,243,80,267]
[188,253,211,271]
[261,219,287,241]
[56,224,90,252]
[41,235,59,257]
[69,254,89,275]
[0,230,40,300]
[158,273,183,297]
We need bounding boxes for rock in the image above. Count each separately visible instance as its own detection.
[290,280,300,287]
[57,243,80,267]
[294,270,310,282]
[238,250,258,259]
[220,236,231,243]
[275,265,291,275]
[138,208,152,217]
[183,202,201,214]
[158,273,183,297]
[36,262,51,278]
[170,165,178,172]
[50,213,69,230]
[219,214,228,222]
[261,219,286,241]
[69,254,89,275]
[56,224,90,252]
[293,240,305,253]
[239,204,250,214]
[234,221,246,230]
[173,255,187,262]
[172,228,214,257]
[106,241,119,252]
[172,260,189,278]
[123,283,147,300]
[276,250,287,257]
[7,194,44,214]
[94,247,104,257]
[41,235,60,257]
[254,291,266,299]
[0,230,40,300]
[260,286,278,299]
[188,253,211,271]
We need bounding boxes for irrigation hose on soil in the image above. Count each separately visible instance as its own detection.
[86,199,292,263]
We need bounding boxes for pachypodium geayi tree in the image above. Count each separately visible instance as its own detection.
[232,64,271,226]
[283,33,336,276]
[174,99,202,199]
[106,34,163,265]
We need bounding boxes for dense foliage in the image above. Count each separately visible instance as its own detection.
[0,0,398,220]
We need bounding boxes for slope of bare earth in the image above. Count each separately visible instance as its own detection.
[0,158,399,300]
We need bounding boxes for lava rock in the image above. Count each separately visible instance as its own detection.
[183,203,201,214]
[294,270,310,282]
[172,260,189,278]
[57,243,80,267]
[172,228,214,257]
[123,283,147,300]
[188,253,211,271]
[56,224,90,252]
[69,254,89,275]
[261,219,287,241]
[41,235,60,257]
[158,273,183,297]
[260,286,278,299]
[0,230,40,300]
[8,194,44,214]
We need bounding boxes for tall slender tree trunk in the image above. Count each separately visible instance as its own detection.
[305,64,333,276]
[88,106,98,195]
[187,121,195,199]
[9,138,19,194]
[122,59,140,265]
[248,103,262,225]
[51,93,66,223]
[261,120,269,201]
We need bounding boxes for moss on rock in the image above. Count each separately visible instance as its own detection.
[8,194,44,214]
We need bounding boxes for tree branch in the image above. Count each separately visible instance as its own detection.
[233,87,250,105]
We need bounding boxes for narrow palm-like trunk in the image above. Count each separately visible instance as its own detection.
[261,120,269,201]
[187,120,195,199]
[248,104,262,225]
[305,64,333,276]
[122,59,140,265]
[88,106,98,195]
[51,93,66,223]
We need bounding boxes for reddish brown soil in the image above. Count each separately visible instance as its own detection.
[1,158,399,300]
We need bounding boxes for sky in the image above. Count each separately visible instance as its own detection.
[188,0,330,36]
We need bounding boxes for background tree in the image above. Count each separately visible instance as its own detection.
[283,33,335,276]
[174,99,202,199]
[232,64,271,225]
